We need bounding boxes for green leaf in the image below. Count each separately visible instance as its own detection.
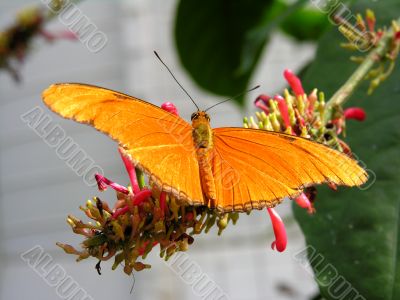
[280,6,330,41]
[293,1,400,300]
[174,0,278,106]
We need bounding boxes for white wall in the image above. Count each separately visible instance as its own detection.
[0,1,318,299]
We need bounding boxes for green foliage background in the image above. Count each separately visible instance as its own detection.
[293,1,400,299]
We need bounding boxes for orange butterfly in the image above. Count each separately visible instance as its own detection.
[42,83,368,212]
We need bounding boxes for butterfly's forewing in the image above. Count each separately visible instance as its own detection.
[212,127,368,212]
[42,83,204,205]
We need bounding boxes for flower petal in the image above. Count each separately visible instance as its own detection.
[344,107,366,121]
[267,208,287,252]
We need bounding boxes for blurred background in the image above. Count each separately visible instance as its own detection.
[2,1,398,300]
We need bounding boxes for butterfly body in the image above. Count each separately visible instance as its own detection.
[191,111,217,206]
[42,83,368,213]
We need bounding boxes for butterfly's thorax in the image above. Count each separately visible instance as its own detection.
[191,112,217,203]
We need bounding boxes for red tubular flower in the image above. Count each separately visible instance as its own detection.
[161,102,179,116]
[118,147,140,194]
[274,95,292,133]
[95,174,129,194]
[283,69,305,97]
[294,193,315,214]
[267,208,287,252]
[112,189,152,219]
[132,189,152,205]
[254,95,270,114]
[344,107,366,121]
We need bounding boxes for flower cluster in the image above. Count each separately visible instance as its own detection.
[0,4,76,81]
[57,126,240,276]
[246,69,367,228]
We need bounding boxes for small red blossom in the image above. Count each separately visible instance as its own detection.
[161,102,179,116]
[344,107,366,121]
[294,193,315,214]
[284,69,305,97]
[267,208,287,252]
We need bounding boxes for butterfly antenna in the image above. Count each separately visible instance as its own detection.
[154,51,200,111]
[204,85,260,112]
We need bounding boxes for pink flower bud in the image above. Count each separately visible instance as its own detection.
[284,69,305,97]
[161,102,179,116]
[344,107,366,121]
[267,208,287,252]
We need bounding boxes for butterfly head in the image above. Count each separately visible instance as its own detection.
[191,111,210,123]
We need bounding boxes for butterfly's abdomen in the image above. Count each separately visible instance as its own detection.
[197,148,217,202]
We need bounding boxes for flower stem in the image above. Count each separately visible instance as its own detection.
[324,18,400,122]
